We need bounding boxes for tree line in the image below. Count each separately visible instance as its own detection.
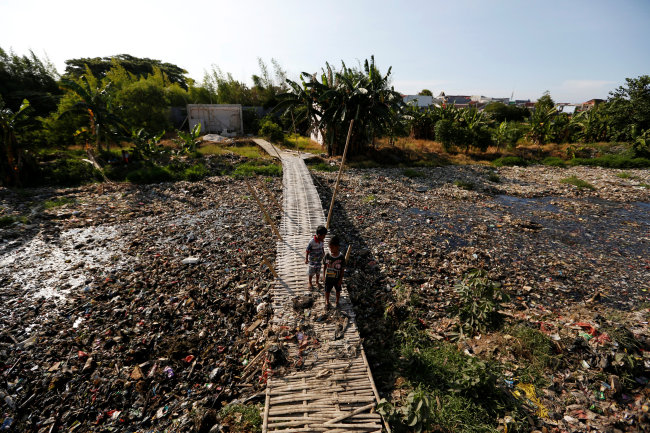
[1,47,649,186]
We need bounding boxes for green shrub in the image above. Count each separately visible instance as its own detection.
[183,163,209,181]
[508,325,554,385]
[560,175,595,190]
[126,165,174,184]
[259,119,284,143]
[453,180,474,190]
[449,269,509,338]
[542,156,566,167]
[402,168,424,178]
[0,215,28,227]
[435,119,465,152]
[491,156,529,167]
[569,155,650,168]
[487,172,500,183]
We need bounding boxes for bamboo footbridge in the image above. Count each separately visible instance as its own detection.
[254,139,385,433]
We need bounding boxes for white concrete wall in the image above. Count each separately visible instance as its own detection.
[187,104,243,135]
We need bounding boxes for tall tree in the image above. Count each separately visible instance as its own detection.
[0,99,31,186]
[64,54,190,90]
[606,75,650,140]
[418,89,433,96]
[0,47,61,116]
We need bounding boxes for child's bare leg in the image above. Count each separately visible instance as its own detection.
[315,274,321,288]
[308,274,313,288]
[335,289,340,308]
[325,290,330,309]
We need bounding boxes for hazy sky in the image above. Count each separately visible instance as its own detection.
[2,0,649,103]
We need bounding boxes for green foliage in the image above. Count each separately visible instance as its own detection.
[378,388,436,433]
[484,102,529,122]
[362,194,377,203]
[606,75,650,142]
[435,119,464,152]
[568,154,650,168]
[450,269,509,338]
[174,123,202,154]
[113,73,171,132]
[418,89,433,96]
[242,107,261,135]
[491,156,529,167]
[129,128,166,160]
[232,161,282,178]
[487,172,501,183]
[560,175,595,190]
[258,118,284,143]
[508,325,554,385]
[0,47,61,117]
[183,163,209,181]
[632,129,650,157]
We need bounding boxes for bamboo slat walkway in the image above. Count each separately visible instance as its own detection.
[253,139,383,433]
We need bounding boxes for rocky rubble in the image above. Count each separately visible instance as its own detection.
[0,177,284,432]
[313,164,649,432]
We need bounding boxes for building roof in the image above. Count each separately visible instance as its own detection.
[403,95,434,107]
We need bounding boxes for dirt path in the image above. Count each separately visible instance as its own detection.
[253,139,384,433]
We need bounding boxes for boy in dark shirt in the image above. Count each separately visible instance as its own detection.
[322,235,345,310]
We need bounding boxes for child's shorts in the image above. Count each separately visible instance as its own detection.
[308,263,321,276]
[324,281,341,294]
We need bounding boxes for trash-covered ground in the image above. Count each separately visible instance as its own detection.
[0,176,283,432]
[313,165,649,433]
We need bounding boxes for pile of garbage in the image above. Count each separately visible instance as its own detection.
[0,177,284,432]
[313,165,649,432]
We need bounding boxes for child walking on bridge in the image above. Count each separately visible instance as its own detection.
[305,225,327,289]
[323,235,345,310]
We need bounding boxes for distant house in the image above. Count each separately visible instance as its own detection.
[439,92,472,108]
[403,94,442,108]
[556,104,578,115]
[580,99,605,111]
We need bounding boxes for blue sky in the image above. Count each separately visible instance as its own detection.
[1,0,648,103]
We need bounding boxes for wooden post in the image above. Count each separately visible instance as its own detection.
[262,256,279,279]
[245,179,283,241]
[345,245,352,262]
[326,119,354,230]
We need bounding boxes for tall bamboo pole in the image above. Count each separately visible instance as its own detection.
[245,179,283,241]
[326,119,354,230]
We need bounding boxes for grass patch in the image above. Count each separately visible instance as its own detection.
[402,168,424,178]
[40,158,103,186]
[43,197,75,209]
[507,325,554,386]
[541,156,566,167]
[0,215,29,227]
[616,171,633,179]
[308,161,338,172]
[640,182,650,189]
[229,144,269,159]
[283,133,322,154]
[453,180,475,190]
[491,156,529,167]
[218,403,262,433]
[487,172,500,183]
[197,143,228,156]
[382,322,526,432]
[569,154,650,168]
[232,161,282,178]
[183,163,210,181]
[560,175,595,190]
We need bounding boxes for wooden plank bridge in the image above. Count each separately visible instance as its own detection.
[253,139,384,433]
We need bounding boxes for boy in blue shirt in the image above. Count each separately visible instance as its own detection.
[305,225,327,289]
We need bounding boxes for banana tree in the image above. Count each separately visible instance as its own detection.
[59,75,125,152]
[0,99,31,186]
